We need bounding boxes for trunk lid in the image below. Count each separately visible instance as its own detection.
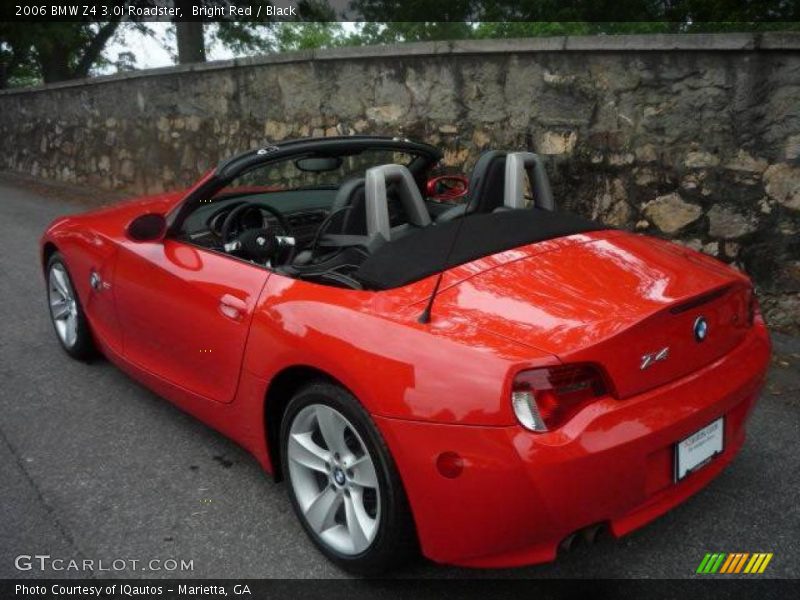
[436,232,753,398]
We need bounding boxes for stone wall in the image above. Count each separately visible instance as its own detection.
[1,33,799,330]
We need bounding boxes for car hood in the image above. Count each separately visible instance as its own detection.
[433,231,753,398]
[44,190,187,240]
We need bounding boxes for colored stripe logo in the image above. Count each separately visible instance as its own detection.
[696,553,773,574]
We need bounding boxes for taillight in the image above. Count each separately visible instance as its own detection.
[511,364,609,432]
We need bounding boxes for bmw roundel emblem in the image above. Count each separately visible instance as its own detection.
[693,316,709,342]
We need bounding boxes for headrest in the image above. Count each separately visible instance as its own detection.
[330,177,366,213]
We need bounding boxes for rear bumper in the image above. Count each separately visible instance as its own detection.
[375,323,771,568]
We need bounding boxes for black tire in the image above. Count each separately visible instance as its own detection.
[46,252,96,361]
[280,381,418,575]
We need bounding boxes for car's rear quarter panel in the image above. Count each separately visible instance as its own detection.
[243,272,557,427]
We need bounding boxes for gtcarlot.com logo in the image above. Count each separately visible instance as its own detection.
[15,554,194,573]
[696,552,773,574]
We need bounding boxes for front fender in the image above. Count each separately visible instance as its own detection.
[40,216,122,354]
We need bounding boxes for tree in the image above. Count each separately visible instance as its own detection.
[173,0,300,64]
[348,22,474,45]
[347,0,799,42]
[0,27,36,88]
[273,22,345,51]
[2,0,798,89]
[347,0,476,43]
[175,22,206,63]
[0,21,122,87]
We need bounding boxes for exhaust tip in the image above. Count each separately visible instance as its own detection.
[581,523,604,545]
[559,523,607,554]
[559,533,578,553]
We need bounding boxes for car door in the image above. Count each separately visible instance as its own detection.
[113,238,269,404]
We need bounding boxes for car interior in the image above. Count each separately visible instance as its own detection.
[174,138,591,291]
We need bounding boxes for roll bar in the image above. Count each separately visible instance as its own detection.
[365,164,432,241]
[504,152,555,211]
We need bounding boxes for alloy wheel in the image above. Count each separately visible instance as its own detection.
[48,263,79,348]
[287,403,381,556]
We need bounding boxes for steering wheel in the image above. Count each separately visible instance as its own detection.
[219,202,296,265]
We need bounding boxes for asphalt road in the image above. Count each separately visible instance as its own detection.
[1,174,798,580]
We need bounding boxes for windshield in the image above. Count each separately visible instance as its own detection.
[214,148,420,197]
[180,146,428,236]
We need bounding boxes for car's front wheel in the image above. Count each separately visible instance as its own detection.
[46,253,95,360]
[280,382,417,574]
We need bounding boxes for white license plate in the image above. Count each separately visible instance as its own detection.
[674,418,724,481]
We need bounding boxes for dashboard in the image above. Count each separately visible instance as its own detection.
[181,189,335,252]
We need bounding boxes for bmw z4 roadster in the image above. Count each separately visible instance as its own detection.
[41,136,771,573]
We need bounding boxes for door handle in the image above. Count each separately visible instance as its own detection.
[219,294,248,321]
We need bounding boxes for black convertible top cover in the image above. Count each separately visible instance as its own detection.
[355,208,608,290]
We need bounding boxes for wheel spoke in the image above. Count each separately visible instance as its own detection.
[347,455,378,489]
[65,314,77,346]
[288,432,330,473]
[51,267,71,298]
[344,492,372,553]
[51,301,71,320]
[304,486,341,534]
[315,405,348,456]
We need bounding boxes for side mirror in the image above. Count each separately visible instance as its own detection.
[426,175,469,202]
[126,213,167,242]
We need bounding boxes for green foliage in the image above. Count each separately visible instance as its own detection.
[267,0,348,51]
[346,0,799,41]
[214,22,275,55]
[347,22,475,44]
[209,0,280,54]
[0,21,122,87]
[274,22,347,51]
[207,0,342,55]
[667,0,799,25]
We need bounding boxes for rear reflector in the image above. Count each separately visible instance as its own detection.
[436,452,464,479]
[512,364,608,432]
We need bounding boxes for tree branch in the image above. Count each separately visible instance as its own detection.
[73,19,122,78]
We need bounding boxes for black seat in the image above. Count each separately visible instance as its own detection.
[436,150,507,222]
[468,150,508,213]
[294,165,432,267]
[292,178,367,266]
[330,169,432,239]
[328,177,368,235]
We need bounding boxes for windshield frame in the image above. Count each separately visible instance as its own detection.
[167,136,441,235]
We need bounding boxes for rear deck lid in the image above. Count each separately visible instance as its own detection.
[435,232,753,398]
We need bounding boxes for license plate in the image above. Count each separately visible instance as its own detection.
[674,418,724,481]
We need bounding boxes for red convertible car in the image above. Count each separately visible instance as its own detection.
[41,136,770,574]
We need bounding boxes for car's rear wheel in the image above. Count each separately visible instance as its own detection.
[46,253,95,360]
[280,382,417,574]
